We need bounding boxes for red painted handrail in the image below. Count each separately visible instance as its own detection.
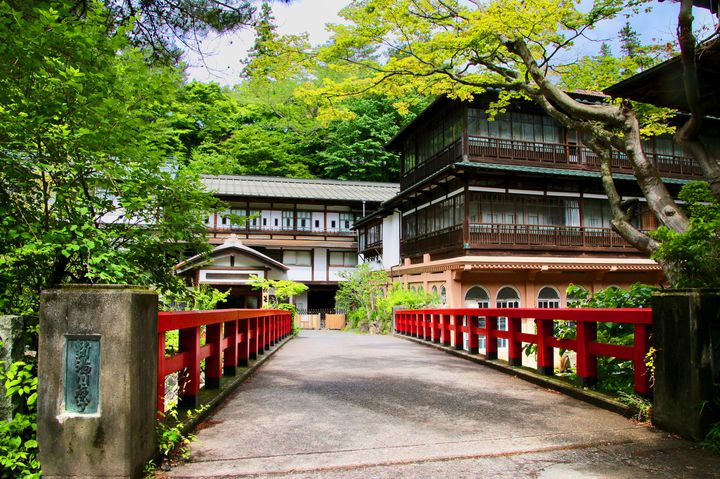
[157,308,292,415]
[395,308,652,395]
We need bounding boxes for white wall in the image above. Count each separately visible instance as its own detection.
[314,248,328,281]
[382,211,401,270]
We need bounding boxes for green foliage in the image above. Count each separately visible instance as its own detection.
[335,263,388,332]
[374,283,439,334]
[248,275,308,306]
[566,283,654,308]
[652,181,720,288]
[160,283,230,312]
[0,360,40,478]
[0,1,217,315]
[318,95,411,182]
[566,283,654,395]
[155,404,208,465]
[336,265,438,334]
[617,392,653,422]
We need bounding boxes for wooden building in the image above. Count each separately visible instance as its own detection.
[178,175,398,310]
[356,93,702,318]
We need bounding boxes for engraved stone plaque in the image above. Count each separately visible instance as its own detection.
[64,336,101,414]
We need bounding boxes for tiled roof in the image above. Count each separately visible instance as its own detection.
[201,175,399,203]
[455,162,693,184]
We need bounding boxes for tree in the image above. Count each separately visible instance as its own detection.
[0,2,218,315]
[248,275,308,306]
[306,0,719,285]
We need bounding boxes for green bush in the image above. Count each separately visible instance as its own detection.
[652,181,720,288]
[566,283,654,395]
[0,359,40,478]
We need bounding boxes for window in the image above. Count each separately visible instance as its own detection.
[537,286,561,308]
[282,211,294,230]
[496,286,520,349]
[329,251,357,267]
[440,286,447,305]
[465,286,490,350]
[340,213,354,231]
[283,250,311,266]
[297,211,311,231]
[465,286,490,307]
[248,210,261,229]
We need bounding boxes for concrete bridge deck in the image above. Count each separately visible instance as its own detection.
[164,330,720,478]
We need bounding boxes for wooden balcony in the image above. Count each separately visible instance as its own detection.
[209,225,356,241]
[467,136,702,178]
[467,223,641,252]
[401,225,464,257]
[402,223,646,258]
[400,139,462,189]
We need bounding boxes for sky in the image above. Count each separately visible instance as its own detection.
[183,0,718,87]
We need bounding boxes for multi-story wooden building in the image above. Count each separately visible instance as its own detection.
[356,93,702,315]
[177,175,398,310]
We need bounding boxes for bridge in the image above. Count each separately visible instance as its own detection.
[165,330,719,478]
[36,287,720,479]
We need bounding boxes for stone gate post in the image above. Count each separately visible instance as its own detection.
[652,289,720,441]
[38,285,158,479]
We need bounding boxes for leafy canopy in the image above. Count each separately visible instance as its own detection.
[0,1,217,314]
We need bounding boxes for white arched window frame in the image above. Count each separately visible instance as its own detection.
[464,286,490,350]
[495,286,521,348]
[537,286,561,308]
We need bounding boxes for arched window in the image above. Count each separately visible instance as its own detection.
[431,285,438,296]
[440,286,447,305]
[537,286,560,308]
[496,286,520,308]
[495,286,520,348]
[464,286,490,307]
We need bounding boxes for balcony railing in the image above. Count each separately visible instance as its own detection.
[468,136,702,177]
[401,139,463,189]
[208,225,356,238]
[401,225,464,257]
[468,223,639,250]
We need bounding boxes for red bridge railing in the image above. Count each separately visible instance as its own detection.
[157,309,292,414]
[395,308,652,395]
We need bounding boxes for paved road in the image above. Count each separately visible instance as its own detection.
[164,331,720,478]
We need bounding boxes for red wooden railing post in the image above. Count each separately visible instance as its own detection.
[486,316,498,359]
[258,316,266,355]
[468,316,479,354]
[633,323,652,395]
[239,317,250,366]
[269,315,276,346]
[178,326,201,408]
[576,320,597,387]
[423,313,431,340]
[453,314,463,350]
[223,319,238,376]
[157,331,166,416]
[249,316,258,360]
[508,316,523,367]
[441,314,451,346]
[412,312,419,337]
[536,319,554,376]
[205,322,223,389]
[432,314,440,343]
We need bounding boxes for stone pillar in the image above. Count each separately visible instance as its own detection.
[38,285,158,479]
[652,289,720,441]
[0,315,25,421]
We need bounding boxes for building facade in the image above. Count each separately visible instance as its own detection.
[356,93,702,315]
[178,175,398,311]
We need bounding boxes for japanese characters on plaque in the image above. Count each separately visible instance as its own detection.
[64,336,100,414]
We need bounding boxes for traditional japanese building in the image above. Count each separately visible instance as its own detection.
[177,175,398,310]
[356,92,703,313]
